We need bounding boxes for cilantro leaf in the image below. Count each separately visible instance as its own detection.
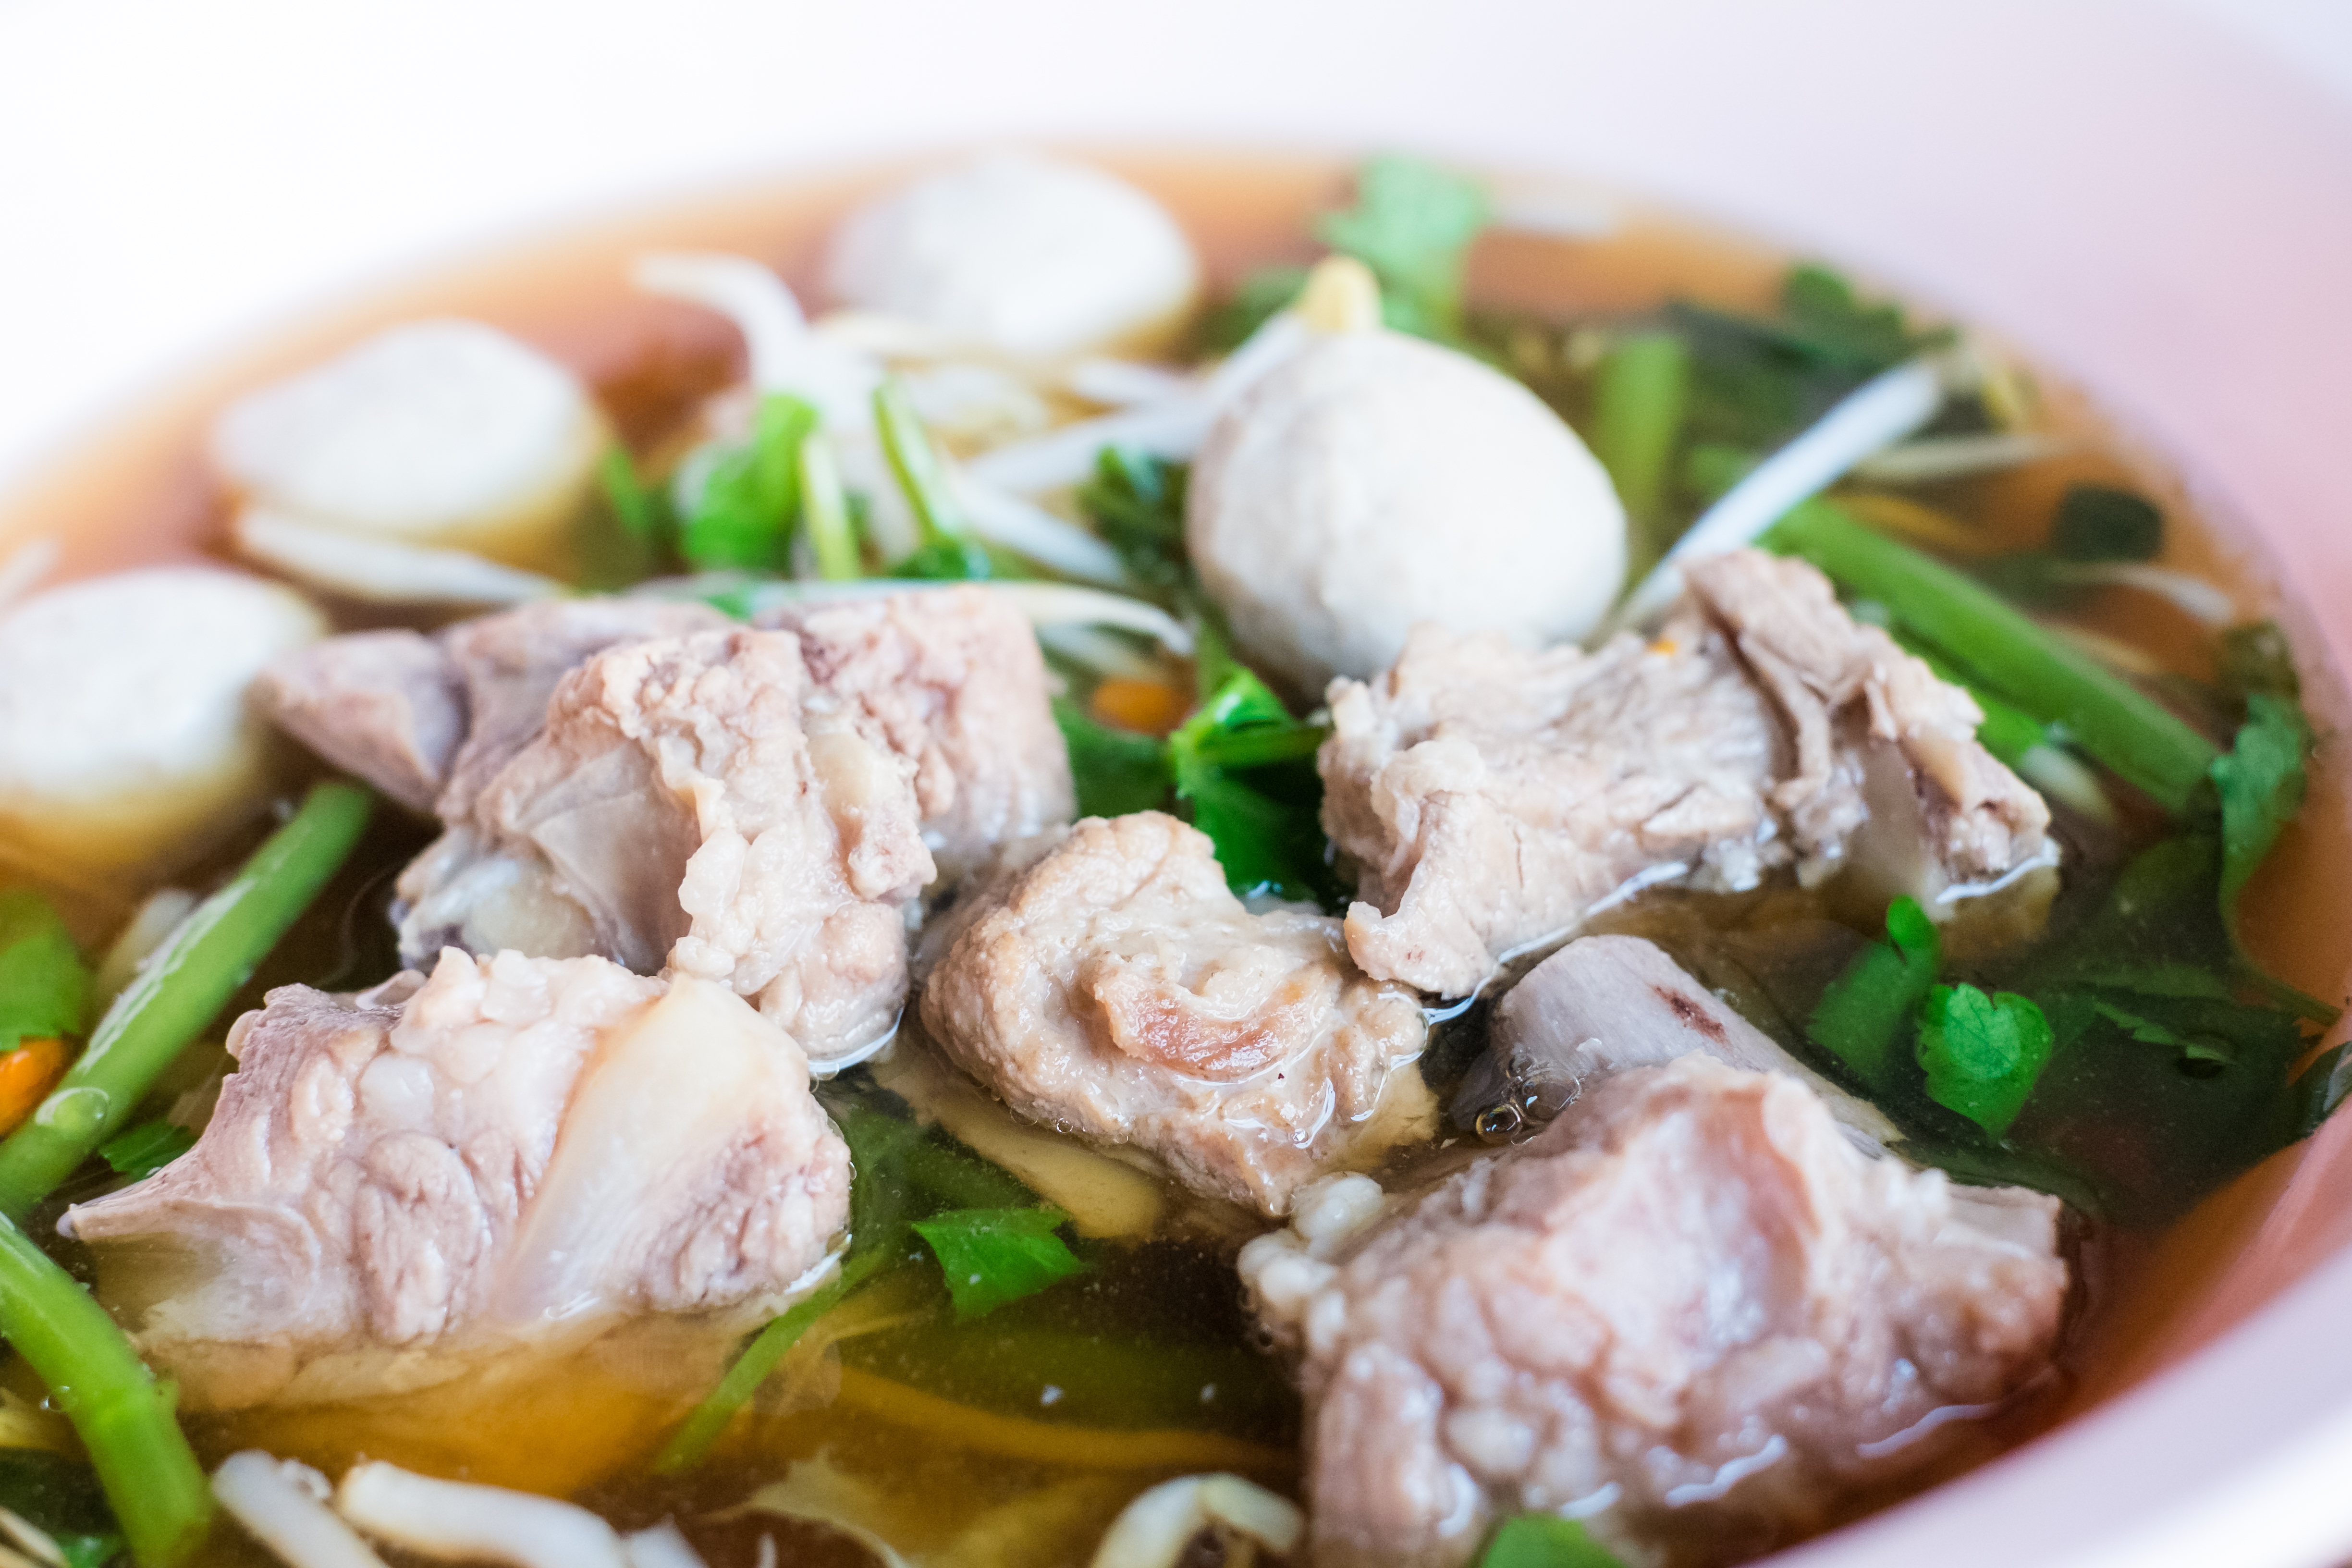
[1204,266,1311,350]
[0,891,88,1053]
[1807,896,1940,1089]
[1778,263,1922,369]
[678,393,819,572]
[1477,1514,1629,1568]
[1915,983,2054,1139]
[1170,670,1335,904]
[910,1207,1087,1321]
[1314,155,1489,340]
[98,1118,196,1180]
[2214,692,2311,936]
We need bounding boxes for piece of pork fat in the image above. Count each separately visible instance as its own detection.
[1321,547,2055,997]
[1244,1056,2066,1568]
[1478,934,1899,1147]
[60,949,850,1411]
[919,811,1435,1215]
[400,627,933,1060]
[755,585,1076,882]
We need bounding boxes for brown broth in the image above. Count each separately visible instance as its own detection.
[0,150,2337,1568]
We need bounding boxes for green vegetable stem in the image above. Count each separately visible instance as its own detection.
[1807,896,1941,1089]
[0,891,90,1052]
[1767,499,2218,812]
[0,781,373,1221]
[0,1214,209,1565]
[875,380,992,581]
[1589,332,1690,552]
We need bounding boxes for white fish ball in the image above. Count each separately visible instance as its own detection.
[823,155,1200,359]
[210,320,607,577]
[1187,330,1628,697]
[0,568,326,875]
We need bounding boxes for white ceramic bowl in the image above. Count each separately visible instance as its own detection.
[4,3,2352,1565]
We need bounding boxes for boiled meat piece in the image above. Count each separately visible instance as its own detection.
[256,629,467,814]
[1244,1055,2066,1568]
[1321,548,2054,996]
[61,949,850,1410]
[919,812,1434,1215]
[1478,934,1898,1146]
[400,627,933,1060]
[757,585,1075,881]
[255,599,727,815]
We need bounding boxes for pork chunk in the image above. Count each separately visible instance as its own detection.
[255,600,726,816]
[1247,1056,2065,1568]
[61,949,850,1410]
[257,630,467,814]
[1322,549,2054,996]
[919,812,1434,1215]
[1480,934,1898,1146]
[758,586,1075,880]
[399,628,933,1060]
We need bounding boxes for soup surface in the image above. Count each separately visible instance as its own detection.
[0,150,2340,1568]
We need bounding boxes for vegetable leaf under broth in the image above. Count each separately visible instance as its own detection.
[2214,692,2311,941]
[1075,447,1189,599]
[0,1450,124,1568]
[909,1207,1087,1321]
[98,1119,195,1181]
[0,891,87,1054]
[1477,1514,1630,1568]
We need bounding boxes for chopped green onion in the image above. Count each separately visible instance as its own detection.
[0,782,373,1222]
[798,430,862,582]
[1589,331,1690,544]
[0,1214,210,1565]
[1767,499,2218,813]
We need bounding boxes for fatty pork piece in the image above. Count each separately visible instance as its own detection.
[755,585,1075,881]
[401,626,934,1060]
[61,950,850,1411]
[919,812,1435,1215]
[1322,548,2056,996]
[1476,934,1899,1147]
[1244,1056,2066,1568]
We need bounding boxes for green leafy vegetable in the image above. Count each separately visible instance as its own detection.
[1767,498,2219,812]
[0,1213,211,1565]
[1777,263,1931,369]
[1476,1514,1629,1568]
[2213,692,2310,936]
[1313,155,1489,340]
[0,782,373,1222]
[679,394,820,572]
[0,1450,125,1568]
[875,380,992,581]
[2090,1000,2233,1066]
[2050,484,2163,563]
[1169,669,1334,904]
[1589,332,1690,551]
[1075,447,1188,597]
[0,890,88,1053]
[1053,699,1176,819]
[910,1206,1088,1320]
[1807,896,1940,1089]
[98,1119,195,1181]
[1914,983,2054,1139]
[583,444,674,587]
